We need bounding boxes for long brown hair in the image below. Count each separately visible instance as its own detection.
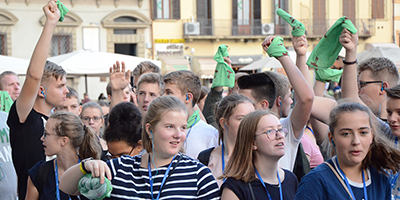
[50,111,102,159]
[329,101,400,174]
[222,110,273,182]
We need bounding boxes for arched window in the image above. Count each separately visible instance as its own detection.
[0,9,18,55]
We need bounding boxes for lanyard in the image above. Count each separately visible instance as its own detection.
[335,157,368,200]
[395,137,398,148]
[55,159,76,200]
[148,155,176,200]
[255,168,282,200]
[221,143,225,171]
[186,116,197,139]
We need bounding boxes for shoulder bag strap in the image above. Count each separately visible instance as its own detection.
[324,162,353,200]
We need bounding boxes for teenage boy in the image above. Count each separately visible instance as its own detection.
[55,86,81,116]
[163,70,219,159]
[6,2,69,199]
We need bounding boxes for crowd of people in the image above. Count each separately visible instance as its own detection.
[2,1,400,200]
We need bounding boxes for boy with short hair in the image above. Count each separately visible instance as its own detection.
[163,70,218,159]
[7,2,69,198]
[136,73,163,117]
[55,86,81,116]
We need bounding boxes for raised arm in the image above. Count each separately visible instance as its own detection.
[16,0,59,122]
[340,29,362,104]
[109,61,131,110]
[264,36,314,139]
[59,160,111,196]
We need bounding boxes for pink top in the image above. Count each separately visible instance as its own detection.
[208,145,230,187]
[301,133,324,168]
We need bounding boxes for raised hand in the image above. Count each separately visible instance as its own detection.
[42,0,60,25]
[292,35,308,56]
[339,28,358,53]
[109,61,131,91]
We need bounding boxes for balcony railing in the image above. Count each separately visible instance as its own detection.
[183,18,375,38]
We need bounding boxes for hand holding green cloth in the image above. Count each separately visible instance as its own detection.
[315,68,343,83]
[306,17,357,70]
[211,44,235,88]
[56,0,69,22]
[0,91,13,113]
[78,173,112,200]
[276,9,305,36]
[266,36,289,58]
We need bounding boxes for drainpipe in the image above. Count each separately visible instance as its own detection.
[150,0,155,60]
[394,0,396,44]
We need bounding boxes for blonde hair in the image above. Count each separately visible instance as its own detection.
[162,70,202,105]
[141,96,188,152]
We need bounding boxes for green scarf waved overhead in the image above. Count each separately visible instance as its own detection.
[78,173,112,200]
[276,9,305,37]
[56,0,69,22]
[211,44,235,88]
[266,36,288,58]
[306,17,357,70]
[315,68,343,83]
[0,91,13,113]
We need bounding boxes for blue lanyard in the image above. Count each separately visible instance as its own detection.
[255,167,282,200]
[395,137,398,148]
[55,159,77,200]
[392,172,400,189]
[148,155,175,200]
[221,143,225,171]
[186,116,197,139]
[335,157,368,200]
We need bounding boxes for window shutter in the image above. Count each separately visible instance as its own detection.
[232,0,238,35]
[172,0,180,19]
[342,0,355,24]
[253,0,261,35]
[152,0,158,19]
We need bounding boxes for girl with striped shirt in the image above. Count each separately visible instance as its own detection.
[60,96,220,199]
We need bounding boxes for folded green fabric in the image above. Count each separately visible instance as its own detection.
[187,110,200,127]
[315,68,343,83]
[276,9,305,36]
[56,0,69,22]
[0,91,13,113]
[306,17,357,70]
[212,44,235,88]
[78,174,112,200]
[266,36,289,58]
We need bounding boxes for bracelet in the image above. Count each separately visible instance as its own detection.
[79,163,87,174]
[343,59,357,65]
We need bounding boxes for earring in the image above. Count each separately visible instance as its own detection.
[253,146,257,150]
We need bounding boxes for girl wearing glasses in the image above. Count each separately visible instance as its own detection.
[26,112,101,200]
[198,94,255,187]
[80,102,108,160]
[59,96,220,199]
[296,102,400,199]
[221,110,298,200]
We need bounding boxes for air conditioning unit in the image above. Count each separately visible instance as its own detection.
[184,22,200,35]
[262,23,275,35]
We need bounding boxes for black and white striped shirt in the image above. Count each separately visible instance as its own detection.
[106,153,220,199]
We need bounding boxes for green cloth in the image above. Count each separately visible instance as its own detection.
[276,9,305,36]
[315,68,343,83]
[56,0,69,22]
[211,44,235,88]
[266,36,289,58]
[78,173,112,200]
[187,110,200,128]
[306,17,357,70]
[0,91,13,113]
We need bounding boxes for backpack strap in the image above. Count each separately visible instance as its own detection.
[197,147,215,166]
[36,160,52,197]
[325,162,354,200]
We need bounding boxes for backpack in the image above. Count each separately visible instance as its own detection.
[197,147,215,166]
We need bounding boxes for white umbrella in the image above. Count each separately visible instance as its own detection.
[48,50,161,76]
[239,57,282,71]
[357,47,400,64]
[0,55,29,75]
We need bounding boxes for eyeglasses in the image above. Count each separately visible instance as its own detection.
[43,130,58,139]
[256,128,288,140]
[81,116,102,122]
[358,81,383,89]
[107,146,135,159]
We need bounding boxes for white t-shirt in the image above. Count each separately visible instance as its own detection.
[278,117,304,171]
[184,120,219,159]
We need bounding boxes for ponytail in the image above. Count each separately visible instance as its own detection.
[79,125,102,160]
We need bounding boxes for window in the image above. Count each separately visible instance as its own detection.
[51,35,72,56]
[153,0,180,19]
[372,0,384,19]
[114,29,137,34]
[0,34,5,55]
[232,0,261,35]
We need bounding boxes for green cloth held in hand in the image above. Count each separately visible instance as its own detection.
[0,91,13,113]
[315,68,343,83]
[212,44,235,88]
[276,9,305,36]
[266,36,289,58]
[78,173,112,200]
[56,0,69,22]
[306,16,357,70]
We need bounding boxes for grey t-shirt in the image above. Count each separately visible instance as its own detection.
[0,111,17,200]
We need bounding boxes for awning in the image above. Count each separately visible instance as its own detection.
[192,57,217,79]
[240,57,282,71]
[158,56,190,75]
[365,43,399,50]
